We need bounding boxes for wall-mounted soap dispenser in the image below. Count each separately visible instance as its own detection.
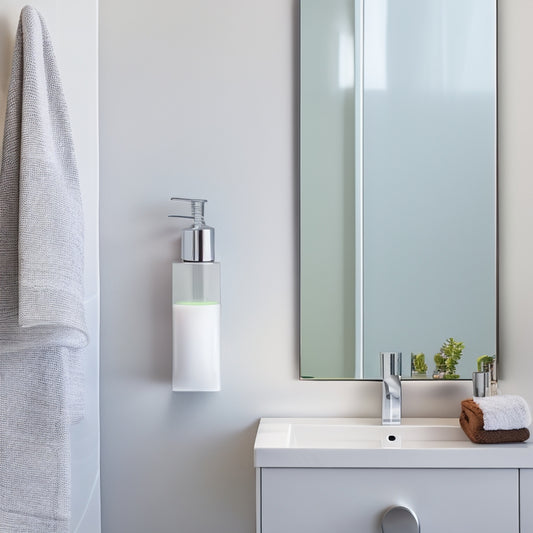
[169,197,220,391]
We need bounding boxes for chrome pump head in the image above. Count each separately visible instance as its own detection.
[169,197,215,262]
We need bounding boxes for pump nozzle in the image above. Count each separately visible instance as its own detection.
[169,197,207,225]
[169,197,215,262]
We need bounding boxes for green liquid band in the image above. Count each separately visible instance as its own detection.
[174,301,219,306]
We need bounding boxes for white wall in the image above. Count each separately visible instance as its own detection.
[0,2,100,532]
[99,1,533,532]
[498,4,533,397]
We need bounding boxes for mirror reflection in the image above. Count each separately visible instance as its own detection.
[300,0,497,380]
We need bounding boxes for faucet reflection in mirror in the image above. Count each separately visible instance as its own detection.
[169,198,221,392]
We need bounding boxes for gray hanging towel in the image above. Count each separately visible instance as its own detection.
[0,5,88,532]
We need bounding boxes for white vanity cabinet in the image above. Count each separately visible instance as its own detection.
[521,469,533,531]
[254,419,533,533]
[258,467,519,533]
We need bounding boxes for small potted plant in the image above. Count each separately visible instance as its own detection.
[477,354,494,373]
[411,352,428,378]
[432,337,464,380]
[477,354,496,394]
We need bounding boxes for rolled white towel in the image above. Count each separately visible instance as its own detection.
[473,395,532,431]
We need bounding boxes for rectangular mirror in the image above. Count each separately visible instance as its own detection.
[300,0,497,380]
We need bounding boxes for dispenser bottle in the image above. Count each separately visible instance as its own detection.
[169,197,220,391]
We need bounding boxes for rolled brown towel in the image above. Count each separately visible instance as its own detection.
[460,399,530,444]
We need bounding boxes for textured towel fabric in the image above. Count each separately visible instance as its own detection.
[460,399,530,444]
[0,6,88,532]
[474,394,532,430]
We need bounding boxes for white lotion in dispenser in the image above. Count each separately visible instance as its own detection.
[169,197,220,391]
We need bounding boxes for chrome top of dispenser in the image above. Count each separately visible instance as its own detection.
[169,197,215,262]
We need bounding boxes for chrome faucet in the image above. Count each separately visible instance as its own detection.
[381,352,402,425]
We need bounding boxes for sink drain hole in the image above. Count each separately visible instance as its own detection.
[387,435,397,442]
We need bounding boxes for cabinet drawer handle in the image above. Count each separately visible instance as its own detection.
[381,506,420,533]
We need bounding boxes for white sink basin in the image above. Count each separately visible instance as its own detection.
[289,419,466,449]
[254,418,533,469]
